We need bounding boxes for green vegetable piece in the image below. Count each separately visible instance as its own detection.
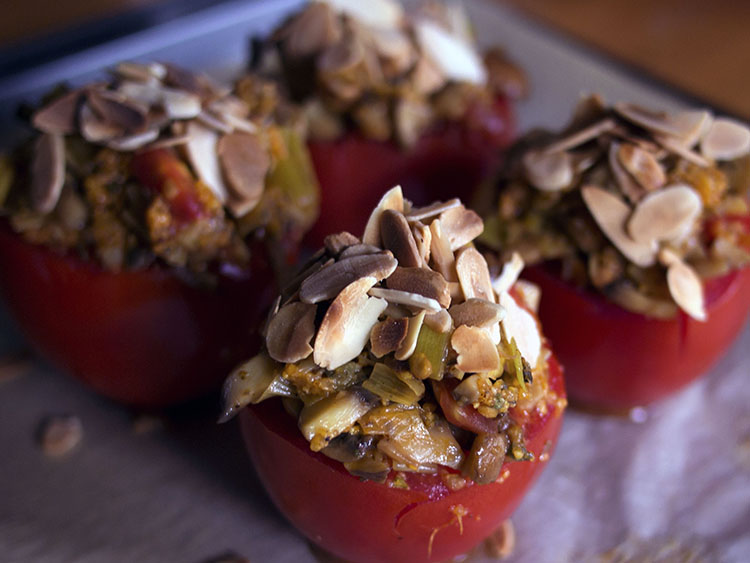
[509,337,527,392]
[363,363,425,405]
[409,323,449,380]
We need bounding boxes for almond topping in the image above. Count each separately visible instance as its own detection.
[395,310,426,361]
[266,302,317,363]
[666,258,706,321]
[314,276,387,370]
[79,103,121,142]
[161,88,202,119]
[380,209,422,267]
[424,308,453,333]
[700,118,750,161]
[368,287,441,312]
[363,186,404,246]
[322,0,404,30]
[455,247,495,303]
[671,109,713,147]
[439,205,484,251]
[617,142,666,192]
[580,185,656,267]
[542,118,617,154]
[613,102,683,137]
[386,266,451,308]
[413,223,432,265]
[414,19,486,85]
[218,131,270,216]
[522,149,573,192]
[608,142,646,203]
[184,121,228,202]
[87,89,147,132]
[498,292,541,368]
[32,90,82,135]
[300,252,397,304]
[627,184,702,244]
[370,318,409,358]
[106,128,160,151]
[277,2,342,58]
[406,198,461,223]
[491,252,524,296]
[653,133,712,167]
[429,218,456,281]
[339,243,382,259]
[31,133,66,214]
[451,325,500,373]
[324,231,360,256]
[513,280,541,314]
[449,298,505,328]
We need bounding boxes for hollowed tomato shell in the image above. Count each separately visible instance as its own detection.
[524,264,750,410]
[305,96,514,247]
[239,353,564,563]
[0,226,276,408]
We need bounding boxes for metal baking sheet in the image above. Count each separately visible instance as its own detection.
[1,1,748,562]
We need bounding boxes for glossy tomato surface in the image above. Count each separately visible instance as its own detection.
[240,354,564,563]
[525,264,750,410]
[0,226,276,407]
[306,97,514,247]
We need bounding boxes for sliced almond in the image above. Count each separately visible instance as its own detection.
[424,308,453,333]
[394,97,432,147]
[115,61,166,83]
[455,247,495,303]
[196,110,233,134]
[32,90,82,135]
[542,118,617,154]
[218,131,270,216]
[613,102,682,137]
[339,243,382,259]
[370,317,409,357]
[513,280,541,314]
[412,222,432,265]
[363,186,404,246]
[314,276,387,370]
[87,89,147,132]
[300,252,397,304]
[671,109,713,147]
[653,133,712,167]
[627,184,702,244]
[106,128,160,151]
[609,142,646,203]
[368,27,414,75]
[117,80,163,106]
[322,0,403,29]
[324,231,360,256]
[368,287,441,312]
[580,185,657,267]
[700,118,750,161]
[184,121,228,202]
[30,133,65,214]
[395,310,426,361]
[451,325,500,373]
[498,292,541,368]
[429,218,456,281]
[266,302,317,363]
[449,298,505,328]
[483,47,528,99]
[491,252,524,296]
[406,199,461,223]
[522,149,573,192]
[666,259,706,321]
[414,19,486,85]
[278,2,342,58]
[380,209,422,267]
[79,103,121,142]
[439,206,484,251]
[411,54,446,95]
[386,267,451,308]
[617,142,666,192]
[162,88,202,119]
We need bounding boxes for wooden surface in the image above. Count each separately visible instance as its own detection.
[2,0,749,119]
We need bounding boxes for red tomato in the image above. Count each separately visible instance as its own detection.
[305,96,514,247]
[524,263,750,410]
[0,225,276,407]
[240,353,564,563]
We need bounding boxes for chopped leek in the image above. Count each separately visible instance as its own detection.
[363,363,425,405]
[409,324,449,380]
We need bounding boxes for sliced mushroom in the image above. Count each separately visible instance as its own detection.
[386,267,451,308]
[32,90,83,135]
[30,133,65,214]
[617,142,666,192]
[491,252,524,296]
[609,142,646,203]
[300,252,397,304]
[580,185,657,267]
[370,317,409,358]
[439,206,484,251]
[218,131,270,216]
[380,209,421,267]
[449,298,505,328]
[266,302,317,363]
[395,310,426,361]
[414,19,486,85]
[184,121,228,202]
[666,259,706,321]
[701,118,750,161]
[314,276,387,370]
[627,184,702,244]
[498,292,541,368]
[429,218,456,281]
[451,325,500,373]
[368,287,441,312]
[455,247,495,303]
[363,186,404,246]
[522,149,573,192]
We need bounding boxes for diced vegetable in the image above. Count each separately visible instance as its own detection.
[362,363,425,405]
[219,353,290,422]
[408,323,449,380]
[298,389,375,451]
[462,432,508,485]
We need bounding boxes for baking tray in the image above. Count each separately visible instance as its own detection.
[1,1,748,562]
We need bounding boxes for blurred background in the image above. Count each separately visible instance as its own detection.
[1,0,748,119]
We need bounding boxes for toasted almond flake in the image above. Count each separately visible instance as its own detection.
[498,292,541,368]
[266,302,317,363]
[522,149,573,192]
[653,133,712,167]
[395,310,426,361]
[614,102,683,137]
[483,47,528,99]
[380,209,422,267]
[386,266,451,308]
[115,61,165,82]
[37,414,83,457]
[324,231,360,255]
[513,280,541,314]
[542,118,617,154]
[429,218,456,281]
[32,90,82,135]
[368,287,441,312]
[627,184,702,244]
[412,223,432,265]
[370,317,409,357]
[162,88,202,119]
[491,252,524,296]
[701,118,750,161]
[666,259,706,321]
[368,26,413,73]
[300,252,397,304]
[277,2,342,58]
[449,298,505,328]
[197,110,233,133]
[609,142,646,203]
[31,133,65,214]
[439,206,484,251]
[617,142,666,192]
[117,80,163,105]
[451,325,500,373]
[146,133,192,150]
[322,0,403,29]
[671,109,713,147]
[79,103,121,142]
[411,54,446,95]
[184,121,228,202]
[106,128,160,151]
[414,19,486,85]
[456,247,495,303]
[314,276,387,369]
[363,186,404,245]
[406,199,461,223]
[339,243,381,259]
[218,131,270,216]
[424,308,453,333]
[87,89,147,132]
[580,185,657,267]
[394,97,432,148]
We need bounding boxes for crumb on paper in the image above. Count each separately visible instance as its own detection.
[485,519,515,560]
[36,414,83,457]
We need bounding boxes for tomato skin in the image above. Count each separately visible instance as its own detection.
[305,96,514,247]
[0,225,276,407]
[524,264,750,410]
[240,353,564,563]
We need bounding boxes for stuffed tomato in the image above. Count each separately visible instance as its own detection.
[0,62,319,407]
[478,95,750,410]
[222,188,566,562]
[246,0,525,246]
